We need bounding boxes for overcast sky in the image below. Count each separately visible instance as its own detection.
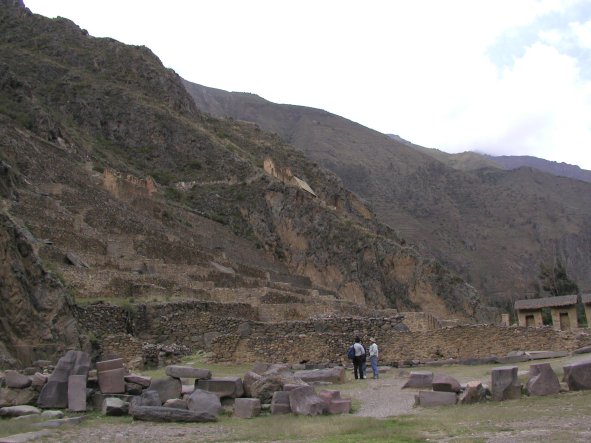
[25,0,591,169]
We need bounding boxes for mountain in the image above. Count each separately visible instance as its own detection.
[0,1,482,365]
[183,81,591,310]
[488,155,591,183]
[389,137,591,184]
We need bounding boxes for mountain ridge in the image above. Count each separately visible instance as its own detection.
[183,81,591,308]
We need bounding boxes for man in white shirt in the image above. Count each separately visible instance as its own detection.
[352,336,366,379]
[369,337,379,379]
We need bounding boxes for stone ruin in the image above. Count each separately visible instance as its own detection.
[404,355,591,408]
[0,350,353,435]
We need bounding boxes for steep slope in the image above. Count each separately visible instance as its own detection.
[183,81,591,308]
[489,155,591,184]
[0,1,483,364]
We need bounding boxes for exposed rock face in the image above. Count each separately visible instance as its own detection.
[0,212,81,367]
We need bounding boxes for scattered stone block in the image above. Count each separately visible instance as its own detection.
[41,410,64,419]
[98,368,126,394]
[526,363,560,396]
[163,398,188,409]
[269,390,290,414]
[0,405,41,418]
[91,393,134,411]
[5,371,32,389]
[293,367,346,384]
[0,388,37,408]
[402,371,433,389]
[459,381,487,404]
[289,386,325,416]
[233,398,261,418]
[186,389,222,417]
[67,375,87,412]
[165,366,211,380]
[326,398,351,414]
[131,405,217,422]
[196,377,244,398]
[130,390,161,411]
[573,345,591,355]
[102,397,129,416]
[96,358,124,373]
[181,384,194,395]
[526,351,569,360]
[37,351,91,409]
[432,374,461,393]
[563,360,591,391]
[414,391,457,407]
[242,371,262,397]
[30,373,48,391]
[148,377,181,403]
[124,374,151,388]
[491,366,521,401]
[252,363,272,375]
[125,382,143,395]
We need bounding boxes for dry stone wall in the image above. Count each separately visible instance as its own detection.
[212,325,587,365]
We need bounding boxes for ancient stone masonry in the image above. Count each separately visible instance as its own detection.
[211,325,585,365]
[515,295,580,330]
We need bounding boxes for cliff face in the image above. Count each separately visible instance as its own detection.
[0,210,81,367]
[0,1,487,365]
[183,81,591,307]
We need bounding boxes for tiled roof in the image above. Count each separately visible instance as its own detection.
[581,294,591,304]
[514,294,578,310]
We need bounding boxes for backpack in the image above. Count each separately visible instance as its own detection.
[347,345,355,360]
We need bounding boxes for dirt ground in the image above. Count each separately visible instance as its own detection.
[14,357,591,442]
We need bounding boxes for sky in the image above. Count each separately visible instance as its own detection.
[25,0,591,170]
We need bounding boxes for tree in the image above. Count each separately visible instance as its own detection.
[538,260,579,296]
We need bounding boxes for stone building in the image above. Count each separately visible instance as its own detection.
[514,295,579,330]
[582,294,591,328]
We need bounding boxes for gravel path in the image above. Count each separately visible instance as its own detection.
[344,374,418,418]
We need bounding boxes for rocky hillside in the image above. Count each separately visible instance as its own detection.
[0,1,484,366]
[183,82,591,309]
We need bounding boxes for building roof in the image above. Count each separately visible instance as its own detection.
[514,294,579,310]
[581,294,591,304]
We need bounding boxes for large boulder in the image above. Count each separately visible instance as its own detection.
[186,389,222,417]
[458,381,487,404]
[130,390,161,411]
[402,371,433,389]
[432,374,461,393]
[526,363,560,396]
[289,386,325,416]
[242,371,262,397]
[132,405,217,422]
[293,367,346,385]
[250,373,307,403]
[148,377,182,403]
[414,391,457,407]
[5,370,32,389]
[233,398,261,419]
[98,368,126,394]
[196,377,244,399]
[0,387,37,407]
[491,366,521,401]
[271,391,291,415]
[0,405,41,417]
[165,365,211,380]
[37,351,90,408]
[563,360,591,391]
[102,397,129,416]
[318,390,351,414]
[124,374,151,388]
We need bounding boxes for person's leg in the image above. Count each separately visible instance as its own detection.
[353,359,359,379]
[360,360,366,379]
[371,356,378,378]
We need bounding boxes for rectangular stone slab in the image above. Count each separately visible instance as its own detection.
[98,368,126,394]
[96,359,124,373]
[67,375,87,412]
[131,405,217,422]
